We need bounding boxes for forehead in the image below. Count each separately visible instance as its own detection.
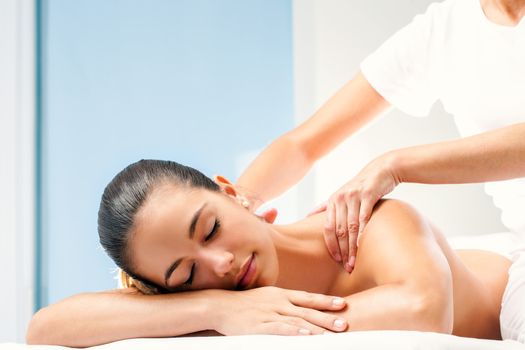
[133,183,206,241]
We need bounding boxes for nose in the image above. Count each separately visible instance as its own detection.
[204,249,234,277]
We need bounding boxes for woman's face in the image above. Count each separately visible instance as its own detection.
[129,182,279,293]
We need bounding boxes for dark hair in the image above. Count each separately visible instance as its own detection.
[98,159,219,293]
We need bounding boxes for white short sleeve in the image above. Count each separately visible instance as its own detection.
[361,2,446,117]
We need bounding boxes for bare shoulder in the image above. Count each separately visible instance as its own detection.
[355,199,449,285]
[360,199,431,245]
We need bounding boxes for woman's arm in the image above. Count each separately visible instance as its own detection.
[26,288,214,347]
[334,199,454,333]
[26,286,348,347]
[235,72,390,209]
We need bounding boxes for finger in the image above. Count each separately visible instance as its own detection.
[280,316,329,335]
[356,196,375,248]
[286,307,348,333]
[286,290,346,311]
[259,322,313,336]
[307,202,328,216]
[345,196,360,273]
[324,202,341,262]
[260,208,278,224]
[334,195,349,267]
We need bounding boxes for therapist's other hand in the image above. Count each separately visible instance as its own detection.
[210,286,348,336]
[310,154,399,273]
[259,208,278,224]
[214,175,278,223]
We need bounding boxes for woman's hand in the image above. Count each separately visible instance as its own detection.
[309,153,400,273]
[208,286,348,335]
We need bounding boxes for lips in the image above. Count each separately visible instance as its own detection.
[235,253,256,290]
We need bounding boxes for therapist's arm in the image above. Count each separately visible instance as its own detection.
[313,121,525,272]
[236,72,390,209]
[391,122,525,184]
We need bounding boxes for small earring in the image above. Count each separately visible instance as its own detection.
[237,195,250,209]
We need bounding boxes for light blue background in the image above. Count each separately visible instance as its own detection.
[39,0,293,307]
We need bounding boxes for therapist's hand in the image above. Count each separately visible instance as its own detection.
[309,153,400,272]
[215,175,278,224]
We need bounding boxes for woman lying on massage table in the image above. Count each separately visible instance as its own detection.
[26,159,518,348]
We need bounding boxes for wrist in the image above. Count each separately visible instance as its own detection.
[200,289,233,331]
[383,150,406,185]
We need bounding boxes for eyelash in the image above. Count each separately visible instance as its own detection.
[183,218,221,286]
[184,263,195,286]
[205,218,221,242]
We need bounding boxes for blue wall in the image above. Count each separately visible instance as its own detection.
[39,0,293,307]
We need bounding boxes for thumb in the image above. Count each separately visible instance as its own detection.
[260,208,278,223]
[307,202,328,217]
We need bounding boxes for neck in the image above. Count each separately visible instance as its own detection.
[482,0,525,25]
[268,214,342,294]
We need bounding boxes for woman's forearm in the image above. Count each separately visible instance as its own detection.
[26,288,216,348]
[392,122,525,185]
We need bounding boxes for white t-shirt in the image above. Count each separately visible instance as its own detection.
[361,0,525,234]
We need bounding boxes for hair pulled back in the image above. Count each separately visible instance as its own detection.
[98,159,219,294]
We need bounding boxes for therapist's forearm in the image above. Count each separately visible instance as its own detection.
[392,122,525,185]
[236,135,314,208]
[26,289,215,347]
[237,72,390,208]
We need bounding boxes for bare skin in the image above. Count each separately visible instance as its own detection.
[26,182,511,347]
[131,182,511,339]
[236,0,525,274]
[481,0,525,25]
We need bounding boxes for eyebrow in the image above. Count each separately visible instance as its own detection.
[164,202,207,288]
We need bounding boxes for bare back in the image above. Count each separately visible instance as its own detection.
[429,225,511,339]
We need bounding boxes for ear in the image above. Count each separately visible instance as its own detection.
[213,175,237,197]
[213,175,250,209]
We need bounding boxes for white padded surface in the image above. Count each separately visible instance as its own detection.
[3,332,525,350]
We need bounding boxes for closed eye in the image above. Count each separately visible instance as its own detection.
[183,263,195,286]
[205,218,221,242]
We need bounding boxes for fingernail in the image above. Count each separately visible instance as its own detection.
[349,256,356,268]
[299,328,311,335]
[332,297,345,307]
[334,253,341,262]
[333,318,345,329]
[344,262,353,273]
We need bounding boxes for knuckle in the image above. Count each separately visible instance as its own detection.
[347,223,359,234]
[359,213,371,223]
[348,188,359,197]
[336,229,348,238]
[335,192,346,202]
[302,291,315,303]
